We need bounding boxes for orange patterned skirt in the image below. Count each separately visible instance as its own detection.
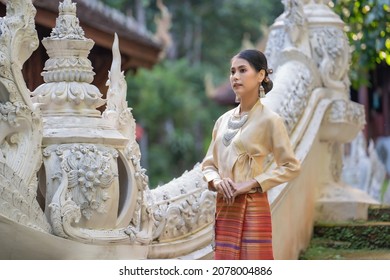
[214,192,274,260]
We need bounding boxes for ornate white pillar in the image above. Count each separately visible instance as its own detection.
[265,0,373,222]
[31,0,148,239]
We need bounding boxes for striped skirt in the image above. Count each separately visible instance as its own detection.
[214,192,274,260]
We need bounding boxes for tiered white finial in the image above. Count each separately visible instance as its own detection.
[51,0,85,40]
[32,0,104,116]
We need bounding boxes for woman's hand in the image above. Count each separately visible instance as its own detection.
[214,178,260,205]
[231,179,259,196]
[214,178,235,205]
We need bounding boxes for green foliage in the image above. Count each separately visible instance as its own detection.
[332,0,390,89]
[126,59,225,187]
[166,0,282,69]
[101,0,127,9]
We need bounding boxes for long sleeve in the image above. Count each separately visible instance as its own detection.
[254,115,300,192]
[201,118,222,183]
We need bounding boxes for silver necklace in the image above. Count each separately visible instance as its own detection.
[222,112,248,146]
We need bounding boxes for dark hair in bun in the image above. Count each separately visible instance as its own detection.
[235,49,273,94]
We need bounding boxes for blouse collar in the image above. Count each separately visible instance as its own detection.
[234,99,262,117]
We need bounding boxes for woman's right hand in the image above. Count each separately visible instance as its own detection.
[214,178,235,205]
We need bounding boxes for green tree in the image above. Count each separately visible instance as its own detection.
[126,59,224,186]
[332,0,390,89]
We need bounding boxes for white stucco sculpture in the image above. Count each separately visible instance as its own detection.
[0,0,214,259]
[0,0,371,260]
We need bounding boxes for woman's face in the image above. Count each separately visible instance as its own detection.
[230,57,264,101]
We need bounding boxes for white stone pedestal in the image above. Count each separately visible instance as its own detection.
[315,182,380,221]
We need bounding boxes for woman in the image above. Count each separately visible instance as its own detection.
[202,49,300,260]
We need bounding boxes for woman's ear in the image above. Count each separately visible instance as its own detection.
[258,69,266,83]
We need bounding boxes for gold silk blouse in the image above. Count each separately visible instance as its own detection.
[202,100,300,193]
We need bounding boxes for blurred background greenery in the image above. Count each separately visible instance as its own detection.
[101,0,390,187]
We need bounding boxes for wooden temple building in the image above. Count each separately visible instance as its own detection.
[0,0,162,95]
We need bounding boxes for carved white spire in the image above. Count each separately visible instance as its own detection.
[51,0,85,40]
[32,0,104,116]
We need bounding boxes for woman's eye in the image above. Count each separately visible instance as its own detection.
[240,68,246,73]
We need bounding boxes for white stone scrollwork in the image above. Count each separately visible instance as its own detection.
[310,27,350,91]
[264,28,286,69]
[44,143,119,227]
[277,61,313,133]
[58,144,118,220]
[325,99,365,126]
[0,101,30,127]
[150,164,214,242]
[0,0,49,234]
[282,0,311,56]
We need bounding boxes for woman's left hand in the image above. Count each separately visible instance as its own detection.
[230,179,260,197]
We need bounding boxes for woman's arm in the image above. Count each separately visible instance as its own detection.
[254,115,301,192]
[201,118,222,188]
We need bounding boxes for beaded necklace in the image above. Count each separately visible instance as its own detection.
[222,110,249,146]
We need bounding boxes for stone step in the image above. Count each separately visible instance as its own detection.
[368,205,390,222]
[312,221,390,249]
[300,205,390,259]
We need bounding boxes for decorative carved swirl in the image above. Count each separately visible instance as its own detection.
[310,27,350,90]
[283,0,308,47]
[0,0,38,105]
[149,164,214,242]
[123,141,150,232]
[157,190,215,241]
[0,101,30,127]
[265,29,286,70]
[47,155,151,245]
[56,144,118,220]
[277,61,313,133]
[0,0,43,195]
[325,99,366,127]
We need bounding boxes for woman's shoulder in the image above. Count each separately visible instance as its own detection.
[258,104,288,130]
[259,103,282,120]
